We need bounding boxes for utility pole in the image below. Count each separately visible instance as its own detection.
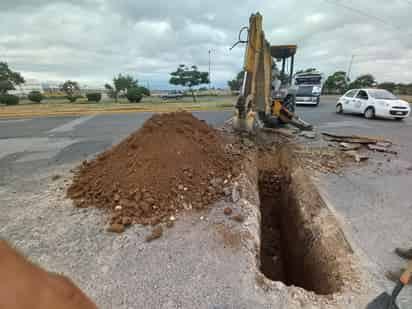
[208,49,211,90]
[346,55,355,82]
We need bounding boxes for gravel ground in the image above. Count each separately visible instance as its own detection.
[0,159,376,309]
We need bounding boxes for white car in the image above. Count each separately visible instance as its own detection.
[336,88,411,120]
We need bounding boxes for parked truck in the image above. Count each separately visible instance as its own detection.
[294,71,323,106]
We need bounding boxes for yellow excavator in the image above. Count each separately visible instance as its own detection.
[232,13,312,131]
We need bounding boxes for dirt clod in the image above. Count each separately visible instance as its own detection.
[223,207,233,216]
[67,112,236,229]
[107,223,125,233]
[122,216,132,226]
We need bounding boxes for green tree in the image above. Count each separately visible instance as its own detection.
[61,80,80,102]
[0,62,25,94]
[378,82,396,93]
[138,86,150,96]
[323,71,348,94]
[169,65,209,102]
[86,92,102,102]
[28,91,44,103]
[348,74,376,89]
[395,83,412,95]
[105,74,138,102]
[0,94,19,105]
[227,70,244,92]
[126,87,143,103]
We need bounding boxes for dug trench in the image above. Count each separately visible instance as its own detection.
[256,144,357,296]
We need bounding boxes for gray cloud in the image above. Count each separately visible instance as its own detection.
[1,0,411,88]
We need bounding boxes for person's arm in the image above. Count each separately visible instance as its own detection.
[0,240,97,309]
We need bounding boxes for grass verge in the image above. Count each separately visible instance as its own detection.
[0,96,235,118]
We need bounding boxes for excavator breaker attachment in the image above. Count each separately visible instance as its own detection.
[273,101,313,131]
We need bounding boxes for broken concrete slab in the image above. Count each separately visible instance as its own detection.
[368,144,398,155]
[322,132,392,145]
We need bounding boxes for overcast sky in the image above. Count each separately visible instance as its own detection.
[1,0,411,88]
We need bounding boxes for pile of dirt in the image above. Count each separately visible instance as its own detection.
[67,111,237,228]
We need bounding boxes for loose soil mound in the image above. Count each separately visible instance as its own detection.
[67,111,236,227]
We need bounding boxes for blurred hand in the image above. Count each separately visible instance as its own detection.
[0,240,97,309]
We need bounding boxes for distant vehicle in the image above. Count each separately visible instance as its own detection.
[294,71,323,106]
[161,90,184,100]
[336,88,411,120]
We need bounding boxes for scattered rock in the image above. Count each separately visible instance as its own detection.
[51,174,61,181]
[223,187,231,196]
[299,131,316,139]
[209,177,223,187]
[145,226,163,242]
[107,223,125,233]
[231,213,245,223]
[183,202,192,210]
[223,207,233,216]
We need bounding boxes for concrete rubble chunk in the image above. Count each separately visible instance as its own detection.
[299,131,317,139]
[346,150,369,163]
[339,142,362,151]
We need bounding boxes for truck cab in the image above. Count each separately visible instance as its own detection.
[294,72,323,106]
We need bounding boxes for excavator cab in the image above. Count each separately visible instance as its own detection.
[270,45,298,123]
[271,44,297,102]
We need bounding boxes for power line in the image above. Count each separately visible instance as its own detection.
[324,0,404,32]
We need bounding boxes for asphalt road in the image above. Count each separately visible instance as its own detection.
[0,110,231,184]
[0,99,412,307]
